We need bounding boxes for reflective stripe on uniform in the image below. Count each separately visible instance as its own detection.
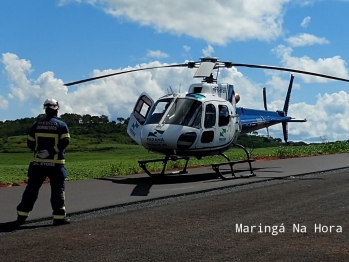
[35,132,59,152]
[61,133,70,139]
[27,135,35,141]
[34,132,61,161]
[33,158,65,164]
[53,215,66,220]
[17,211,29,217]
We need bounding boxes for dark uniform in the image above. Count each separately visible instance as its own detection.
[16,110,70,225]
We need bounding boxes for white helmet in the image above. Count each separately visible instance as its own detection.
[43,98,60,110]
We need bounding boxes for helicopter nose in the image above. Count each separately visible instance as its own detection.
[177,132,197,149]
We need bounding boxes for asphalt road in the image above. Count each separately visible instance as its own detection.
[0,162,348,261]
[1,153,349,223]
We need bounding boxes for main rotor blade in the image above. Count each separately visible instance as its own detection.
[231,63,349,83]
[64,64,188,86]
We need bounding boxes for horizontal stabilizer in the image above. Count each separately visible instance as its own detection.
[286,119,307,123]
[268,119,307,123]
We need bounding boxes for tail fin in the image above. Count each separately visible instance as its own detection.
[263,87,270,139]
[283,74,294,116]
[282,74,295,143]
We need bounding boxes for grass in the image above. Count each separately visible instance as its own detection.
[1,142,349,185]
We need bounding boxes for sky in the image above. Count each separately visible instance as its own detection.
[1,0,349,143]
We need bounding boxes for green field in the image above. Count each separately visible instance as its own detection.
[0,145,246,184]
[1,141,349,185]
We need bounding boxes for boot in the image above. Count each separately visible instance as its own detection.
[53,217,71,226]
[15,215,27,226]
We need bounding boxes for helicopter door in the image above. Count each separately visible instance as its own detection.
[196,103,231,148]
[217,104,231,144]
[196,103,217,147]
[127,92,154,145]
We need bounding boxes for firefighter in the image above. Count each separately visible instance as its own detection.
[16,98,71,226]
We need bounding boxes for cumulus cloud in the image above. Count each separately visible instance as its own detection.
[2,53,196,120]
[260,46,349,142]
[284,91,349,142]
[202,45,214,57]
[286,33,329,47]
[294,0,320,7]
[273,45,349,83]
[60,0,289,45]
[300,16,311,27]
[264,73,301,100]
[1,52,263,120]
[0,96,9,109]
[183,45,190,52]
[146,50,169,59]
[258,92,349,143]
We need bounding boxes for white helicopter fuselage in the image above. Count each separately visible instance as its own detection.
[127,83,241,157]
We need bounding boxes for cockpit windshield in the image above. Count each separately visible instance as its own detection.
[145,98,202,128]
[163,98,202,129]
[145,98,173,125]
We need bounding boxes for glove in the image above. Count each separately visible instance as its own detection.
[37,150,50,159]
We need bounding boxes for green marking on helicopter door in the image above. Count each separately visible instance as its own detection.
[220,128,227,137]
[219,128,227,141]
[132,122,139,129]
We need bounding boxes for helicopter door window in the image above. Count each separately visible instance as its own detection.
[204,104,216,128]
[218,105,229,126]
[134,95,153,125]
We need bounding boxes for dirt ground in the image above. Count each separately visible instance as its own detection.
[0,170,348,262]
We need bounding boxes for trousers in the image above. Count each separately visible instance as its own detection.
[17,162,68,219]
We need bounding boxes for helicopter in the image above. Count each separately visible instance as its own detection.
[64,57,349,180]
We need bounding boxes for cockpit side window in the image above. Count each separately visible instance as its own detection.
[204,104,216,128]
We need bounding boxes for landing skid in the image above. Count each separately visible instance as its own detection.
[138,144,256,181]
[138,156,190,180]
[211,144,256,180]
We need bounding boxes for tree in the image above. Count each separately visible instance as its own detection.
[117,117,125,124]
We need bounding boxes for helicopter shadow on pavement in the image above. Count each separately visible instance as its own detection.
[96,165,287,197]
[217,166,282,177]
[217,165,326,181]
[97,171,220,197]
